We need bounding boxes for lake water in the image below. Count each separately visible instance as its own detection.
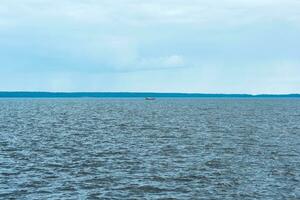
[0,99,299,199]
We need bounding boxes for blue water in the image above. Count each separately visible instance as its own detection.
[0,99,299,199]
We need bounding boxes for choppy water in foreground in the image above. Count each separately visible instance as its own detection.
[0,99,299,199]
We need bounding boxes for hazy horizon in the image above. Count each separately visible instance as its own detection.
[0,91,300,97]
[1,90,300,95]
[1,91,300,95]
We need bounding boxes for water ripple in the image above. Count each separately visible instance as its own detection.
[0,98,299,199]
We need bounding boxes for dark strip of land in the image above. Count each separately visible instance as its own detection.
[0,92,299,98]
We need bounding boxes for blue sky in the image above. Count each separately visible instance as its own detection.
[0,0,300,93]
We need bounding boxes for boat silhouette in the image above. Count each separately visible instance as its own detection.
[145,97,156,100]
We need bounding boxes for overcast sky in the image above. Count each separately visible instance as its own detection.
[0,0,300,93]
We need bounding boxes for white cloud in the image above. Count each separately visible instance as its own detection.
[163,55,184,67]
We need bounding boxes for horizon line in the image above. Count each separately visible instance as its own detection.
[0,91,300,98]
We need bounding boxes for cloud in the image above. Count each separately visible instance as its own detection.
[163,55,185,67]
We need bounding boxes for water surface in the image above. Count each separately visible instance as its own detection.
[0,99,299,199]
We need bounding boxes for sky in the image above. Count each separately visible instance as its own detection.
[0,0,300,94]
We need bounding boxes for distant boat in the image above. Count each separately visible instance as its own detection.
[145,97,156,101]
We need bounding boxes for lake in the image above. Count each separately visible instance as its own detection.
[0,99,299,199]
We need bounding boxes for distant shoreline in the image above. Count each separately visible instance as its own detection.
[0,92,299,98]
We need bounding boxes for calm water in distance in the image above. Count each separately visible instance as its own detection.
[0,98,299,199]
